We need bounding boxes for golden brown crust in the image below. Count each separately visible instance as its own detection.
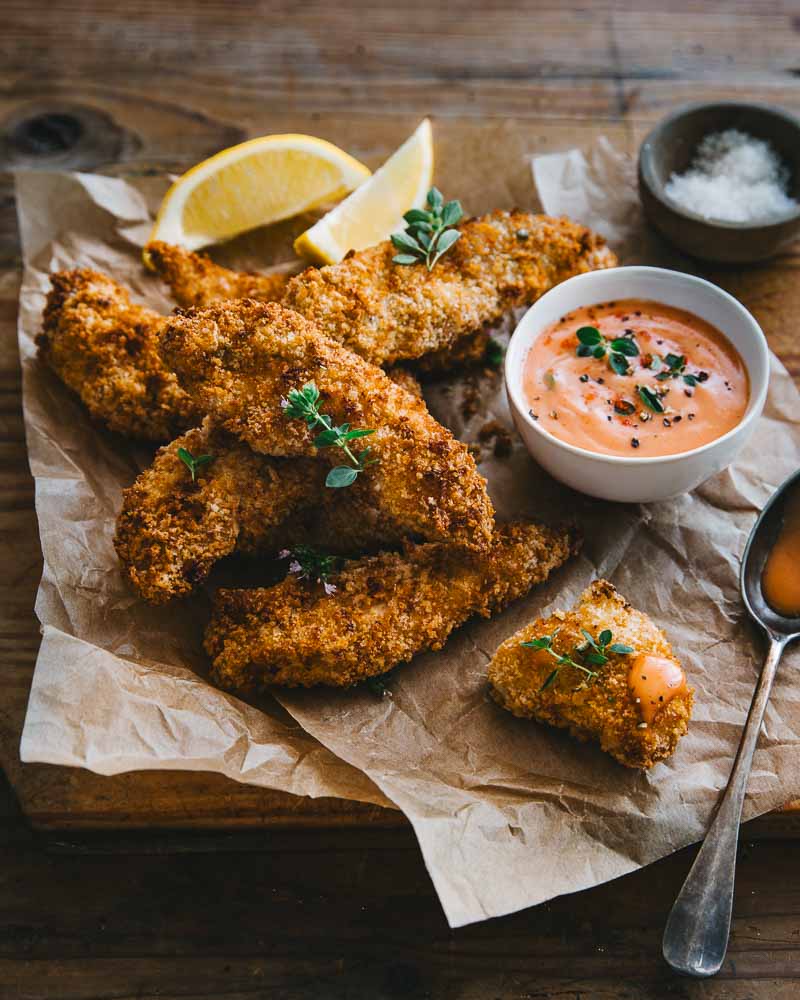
[384,366,423,398]
[145,241,289,308]
[206,521,580,692]
[114,419,323,604]
[488,579,693,769]
[281,211,617,366]
[160,300,494,551]
[37,269,200,441]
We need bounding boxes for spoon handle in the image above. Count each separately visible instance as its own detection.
[662,635,786,977]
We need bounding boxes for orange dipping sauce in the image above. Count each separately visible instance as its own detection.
[762,486,800,618]
[628,654,688,724]
[523,299,749,457]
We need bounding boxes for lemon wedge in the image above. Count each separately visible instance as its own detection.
[294,118,434,265]
[147,134,371,252]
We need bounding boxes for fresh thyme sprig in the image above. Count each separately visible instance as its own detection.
[653,352,709,388]
[281,382,377,488]
[177,447,214,481]
[279,545,340,595]
[575,326,639,376]
[521,627,634,691]
[391,188,463,271]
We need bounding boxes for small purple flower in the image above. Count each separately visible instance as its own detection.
[323,582,337,596]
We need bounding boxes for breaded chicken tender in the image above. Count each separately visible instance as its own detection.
[145,241,289,308]
[37,269,200,441]
[488,580,693,769]
[114,419,323,604]
[281,211,617,366]
[206,521,579,692]
[160,300,494,551]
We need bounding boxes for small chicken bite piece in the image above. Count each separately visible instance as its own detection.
[115,419,324,604]
[488,579,693,769]
[160,300,494,551]
[37,269,199,441]
[145,241,289,308]
[205,521,579,693]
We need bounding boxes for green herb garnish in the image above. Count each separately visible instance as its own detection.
[521,627,634,691]
[637,384,665,414]
[281,382,377,488]
[279,545,340,595]
[177,447,214,481]
[576,628,634,664]
[575,326,639,375]
[486,338,505,368]
[653,352,707,388]
[391,188,463,271]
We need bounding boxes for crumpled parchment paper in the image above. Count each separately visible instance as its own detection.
[16,138,800,928]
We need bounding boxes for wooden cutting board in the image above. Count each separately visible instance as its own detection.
[2,102,800,835]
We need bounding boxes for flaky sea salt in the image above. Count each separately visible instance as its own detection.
[664,128,797,223]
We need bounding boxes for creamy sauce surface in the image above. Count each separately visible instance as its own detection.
[628,654,687,724]
[523,298,749,457]
[762,486,800,618]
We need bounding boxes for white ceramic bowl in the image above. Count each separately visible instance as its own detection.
[505,266,770,503]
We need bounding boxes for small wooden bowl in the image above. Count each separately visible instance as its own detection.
[638,102,800,264]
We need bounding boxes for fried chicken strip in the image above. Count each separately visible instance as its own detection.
[281,211,617,366]
[488,580,693,769]
[145,241,289,308]
[206,521,580,692]
[37,269,200,441]
[160,300,494,551]
[114,419,323,604]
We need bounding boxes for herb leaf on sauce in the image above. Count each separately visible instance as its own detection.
[637,384,665,414]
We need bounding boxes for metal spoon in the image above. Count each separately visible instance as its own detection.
[662,467,800,977]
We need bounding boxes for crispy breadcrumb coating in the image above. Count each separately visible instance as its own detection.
[281,211,617,366]
[206,521,580,692]
[488,580,693,769]
[383,366,423,398]
[160,300,494,551]
[145,241,289,308]
[114,419,323,604]
[37,269,200,441]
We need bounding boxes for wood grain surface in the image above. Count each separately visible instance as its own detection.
[1,3,800,995]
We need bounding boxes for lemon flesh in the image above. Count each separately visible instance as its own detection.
[294,118,434,265]
[149,134,371,252]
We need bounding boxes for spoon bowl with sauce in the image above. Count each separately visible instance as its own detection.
[662,468,800,977]
[505,266,769,503]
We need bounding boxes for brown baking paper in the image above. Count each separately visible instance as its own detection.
[14,170,389,809]
[15,138,800,928]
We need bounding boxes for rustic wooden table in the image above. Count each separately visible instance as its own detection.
[2,2,800,997]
